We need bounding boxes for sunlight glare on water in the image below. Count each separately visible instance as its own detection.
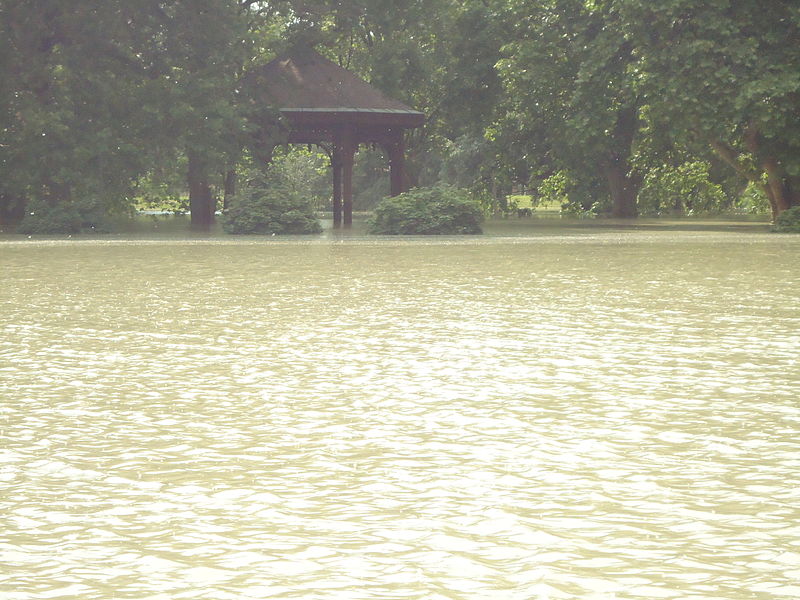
[1,228,799,599]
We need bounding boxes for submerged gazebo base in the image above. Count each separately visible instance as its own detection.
[247,49,425,226]
[286,113,415,226]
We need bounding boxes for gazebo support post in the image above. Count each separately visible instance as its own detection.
[385,130,406,197]
[331,148,343,227]
[340,127,357,226]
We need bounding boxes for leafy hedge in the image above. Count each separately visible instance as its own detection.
[222,168,322,235]
[773,206,800,233]
[17,197,112,234]
[368,186,483,235]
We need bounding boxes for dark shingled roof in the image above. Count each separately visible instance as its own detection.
[246,48,424,127]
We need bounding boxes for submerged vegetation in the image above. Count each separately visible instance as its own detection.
[221,166,322,235]
[1,0,798,234]
[368,186,483,235]
[15,197,114,235]
[773,207,800,234]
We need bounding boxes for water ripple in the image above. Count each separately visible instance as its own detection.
[2,232,799,599]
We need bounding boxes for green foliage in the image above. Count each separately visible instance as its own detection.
[269,147,330,211]
[537,172,569,210]
[736,181,771,215]
[368,186,483,235]
[438,135,492,190]
[531,171,601,217]
[772,206,800,233]
[618,0,800,217]
[506,195,534,210]
[349,147,392,211]
[638,162,729,216]
[134,166,189,215]
[437,135,509,215]
[134,190,189,216]
[17,197,113,235]
[221,166,322,235]
[1,0,254,231]
[354,174,390,212]
[496,0,642,217]
[3,0,799,227]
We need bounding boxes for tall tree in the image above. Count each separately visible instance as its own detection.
[497,0,642,217]
[0,1,171,229]
[1,1,255,231]
[156,1,252,230]
[0,0,260,227]
[618,0,800,219]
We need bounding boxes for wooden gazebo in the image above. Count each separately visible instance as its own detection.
[245,48,425,226]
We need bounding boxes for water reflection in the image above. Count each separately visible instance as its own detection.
[2,229,799,599]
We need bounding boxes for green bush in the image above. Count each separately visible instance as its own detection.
[221,167,322,235]
[736,181,771,214]
[638,162,729,216]
[534,171,601,216]
[17,197,111,234]
[367,185,483,235]
[773,206,800,233]
[134,171,189,215]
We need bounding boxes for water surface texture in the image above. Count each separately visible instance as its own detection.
[2,227,799,599]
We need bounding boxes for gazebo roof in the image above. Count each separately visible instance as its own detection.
[246,47,424,129]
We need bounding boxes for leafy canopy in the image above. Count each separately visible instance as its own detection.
[368,186,483,235]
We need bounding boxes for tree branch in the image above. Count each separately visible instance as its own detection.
[709,139,757,182]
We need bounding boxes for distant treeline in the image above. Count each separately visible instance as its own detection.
[2,1,798,232]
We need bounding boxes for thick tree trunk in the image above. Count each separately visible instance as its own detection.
[742,124,797,221]
[604,162,638,218]
[762,156,793,219]
[604,104,639,218]
[223,169,236,211]
[187,151,215,230]
[0,193,26,230]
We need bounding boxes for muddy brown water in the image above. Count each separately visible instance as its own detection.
[2,219,799,599]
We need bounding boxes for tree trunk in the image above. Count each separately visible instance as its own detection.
[788,176,800,209]
[187,151,215,230]
[0,193,26,230]
[605,104,639,218]
[708,135,798,220]
[604,162,638,218]
[223,169,236,211]
[742,124,797,220]
[762,156,793,219]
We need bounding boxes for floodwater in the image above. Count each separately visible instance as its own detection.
[2,220,799,599]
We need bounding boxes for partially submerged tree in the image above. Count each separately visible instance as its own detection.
[154,0,254,230]
[0,0,256,231]
[497,0,642,217]
[368,185,483,235]
[618,0,800,220]
[1,1,169,229]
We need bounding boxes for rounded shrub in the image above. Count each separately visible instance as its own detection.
[17,197,111,234]
[222,168,322,235]
[368,185,483,235]
[773,206,800,233]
